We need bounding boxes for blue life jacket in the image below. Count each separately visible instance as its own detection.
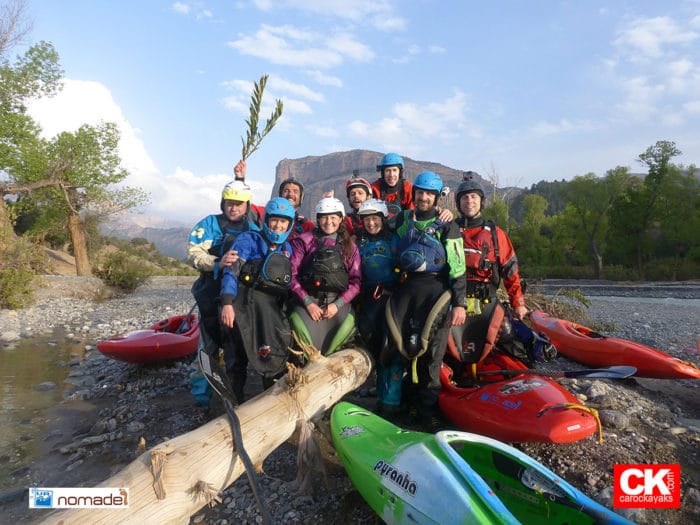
[358,236,397,287]
[397,214,447,273]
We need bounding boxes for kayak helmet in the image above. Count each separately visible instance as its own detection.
[263,197,295,244]
[376,152,404,179]
[412,171,443,203]
[221,180,252,212]
[278,178,304,205]
[358,198,389,218]
[345,176,373,198]
[456,171,485,210]
[315,197,346,219]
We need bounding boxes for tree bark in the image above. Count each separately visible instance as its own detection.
[67,212,91,276]
[39,347,372,525]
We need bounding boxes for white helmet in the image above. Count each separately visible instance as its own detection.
[358,198,388,218]
[315,197,346,218]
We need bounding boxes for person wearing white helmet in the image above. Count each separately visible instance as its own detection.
[187,176,262,408]
[288,197,361,356]
[355,199,403,417]
[217,197,296,403]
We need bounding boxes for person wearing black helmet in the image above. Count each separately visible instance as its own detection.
[385,171,467,430]
[449,171,534,368]
[233,160,314,238]
[344,174,373,236]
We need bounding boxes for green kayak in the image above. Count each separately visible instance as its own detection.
[331,401,635,525]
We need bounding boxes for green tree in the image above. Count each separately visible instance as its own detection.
[608,141,682,277]
[561,168,631,278]
[1,6,149,275]
[655,165,700,279]
[512,194,551,267]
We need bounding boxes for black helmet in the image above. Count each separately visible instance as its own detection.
[455,171,485,207]
[278,178,304,204]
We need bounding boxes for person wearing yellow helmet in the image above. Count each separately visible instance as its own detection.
[187,170,263,408]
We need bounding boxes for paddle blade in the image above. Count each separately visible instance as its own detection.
[563,365,637,379]
[198,350,234,401]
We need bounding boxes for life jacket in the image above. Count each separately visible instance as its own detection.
[239,249,292,297]
[358,235,397,287]
[458,218,502,299]
[397,213,447,273]
[215,212,261,256]
[300,238,349,293]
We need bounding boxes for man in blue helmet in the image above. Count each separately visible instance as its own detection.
[385,171,467,429]
[372,152,414,214]
[219,197,296,403]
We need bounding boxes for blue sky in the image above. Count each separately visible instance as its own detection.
[21,0,700,226]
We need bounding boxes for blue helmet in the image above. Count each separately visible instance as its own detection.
[263,197,295,244]
[413,171,443,196]
[376,152,404,176]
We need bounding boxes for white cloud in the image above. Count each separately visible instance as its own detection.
[24,78,251,226]
[614,16,698,60]
[172,2,190,15]
[227,24,374,67]
[305,69,343,87]
[27,78,158,176]
[306,124,339,137]
[347,89,474,156]
[250,0,406,31]
[530,118,596,137]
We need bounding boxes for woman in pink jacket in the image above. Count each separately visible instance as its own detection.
[289,197,361,356]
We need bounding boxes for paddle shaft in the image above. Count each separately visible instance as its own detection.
[476,365,637,380]
[197,350,273,525]
[174,303,198,334]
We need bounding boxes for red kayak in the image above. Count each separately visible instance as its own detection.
[97,314,199,364]
[530,310,700,379]
[439,346,599,443]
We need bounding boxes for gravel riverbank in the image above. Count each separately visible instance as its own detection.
[1,276,699,524]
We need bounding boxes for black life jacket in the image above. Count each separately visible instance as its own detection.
[300,239,349,293]
[239,249,292,297]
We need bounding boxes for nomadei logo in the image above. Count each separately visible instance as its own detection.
[614,464,680,508]
[29,487,129,509]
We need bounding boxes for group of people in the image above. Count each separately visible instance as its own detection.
[187,153,532,428]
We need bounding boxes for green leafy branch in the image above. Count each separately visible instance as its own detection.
[240,74,284,160]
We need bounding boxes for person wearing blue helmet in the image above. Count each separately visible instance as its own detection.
[218,197,296,403]
[372,152,414,214]
[385,171,467,430]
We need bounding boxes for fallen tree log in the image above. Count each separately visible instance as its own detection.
[39,347,372,525]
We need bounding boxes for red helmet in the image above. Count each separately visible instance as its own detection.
[345,176,372,198]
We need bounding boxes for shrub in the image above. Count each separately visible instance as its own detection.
[94,250,153,292]
[0,237,47,308]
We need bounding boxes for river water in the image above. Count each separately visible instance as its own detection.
[0,334,85,490]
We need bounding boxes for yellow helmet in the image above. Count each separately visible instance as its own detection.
[221,181,253,203]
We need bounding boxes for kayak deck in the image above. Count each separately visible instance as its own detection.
[530,310,700,379]
[331,402,633,525]
[97,314,199,364]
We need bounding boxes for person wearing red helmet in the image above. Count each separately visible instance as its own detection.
[343,174,373,235]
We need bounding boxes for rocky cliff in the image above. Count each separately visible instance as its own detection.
[274,149,489,218]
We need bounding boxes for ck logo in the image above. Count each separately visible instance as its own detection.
[614,464,680,508]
